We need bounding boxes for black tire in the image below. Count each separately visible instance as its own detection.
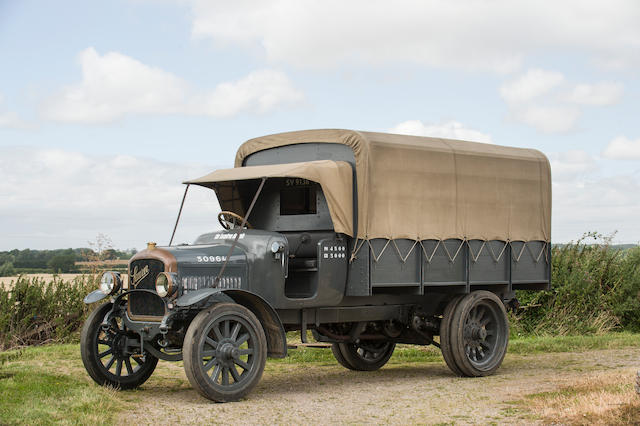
[331,341,395,371]
[449,291,509,377]
[80,302,158,389]
[439,295,466,376]
[183,303,267,402]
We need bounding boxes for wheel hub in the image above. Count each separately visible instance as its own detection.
[216,341,239,366]
[112,333,127,358]
[470,325,487,341]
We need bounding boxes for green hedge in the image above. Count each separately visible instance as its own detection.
[0,275,98,350]
[512,234,640,336]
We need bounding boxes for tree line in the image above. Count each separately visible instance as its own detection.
[0,248,137,276]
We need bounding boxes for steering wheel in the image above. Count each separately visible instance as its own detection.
[218,211,253,230]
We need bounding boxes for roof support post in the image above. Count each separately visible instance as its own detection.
[169,184,190,246]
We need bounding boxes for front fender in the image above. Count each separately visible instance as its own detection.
[175,288,234,307]
[223,290,287,358]
[84,290,108,304]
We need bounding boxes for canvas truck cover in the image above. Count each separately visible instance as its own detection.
[186,160,354,236]
[235,129,551,243]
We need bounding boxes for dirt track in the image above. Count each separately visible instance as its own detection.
[116,348,639,425]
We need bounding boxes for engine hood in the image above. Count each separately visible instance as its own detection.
[134,229,287,269]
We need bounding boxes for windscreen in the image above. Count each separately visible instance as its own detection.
[280,179,317,215]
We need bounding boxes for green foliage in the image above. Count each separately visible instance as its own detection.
[513,232,640,336]
[47,254,77,273]
[0,246,135,273]
[0,275,98,350]
[0,262,15,277]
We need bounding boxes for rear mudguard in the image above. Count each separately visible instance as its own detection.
[176,288,287,358]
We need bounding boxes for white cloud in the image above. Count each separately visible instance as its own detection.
[602,136,640,160]
[564,82,624,106]
[0,94,30,129]
[499,69,621,133]
[499,69,565,104]
[188,0,640,73]
[42,47,303,123]
[0,111,28,129]
[389,120,492,143]
[194,69,304,117]
[513,105,581,134]
[549,150,598,181]
[0,147,224,249]
[499,69,579,133]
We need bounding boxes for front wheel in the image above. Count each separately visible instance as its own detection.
[80,302,158,389]
[332,341,395,371]
[183,303,267,402]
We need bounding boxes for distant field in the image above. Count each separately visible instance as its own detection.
[75,259,128,267]
[0,273,129,289]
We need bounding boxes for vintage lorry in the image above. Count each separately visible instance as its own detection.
[81,129,551,402]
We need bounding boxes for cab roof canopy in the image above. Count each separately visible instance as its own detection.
[234,129,551,243]
[186,160,354,236]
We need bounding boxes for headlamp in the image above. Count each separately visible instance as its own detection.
[99,271,121,295]
[155,272,177,297]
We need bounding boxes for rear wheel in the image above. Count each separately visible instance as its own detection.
[183,303,267,402]
[332,341,395,371]
[449,291,509,377]
[80,302,158,389]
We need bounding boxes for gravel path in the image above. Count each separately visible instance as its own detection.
[116,348,639,425]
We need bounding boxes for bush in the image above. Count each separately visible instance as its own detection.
[0,262,15,277]
[0,275,98,350]
[47,254,76,273]
[513,233,640,336]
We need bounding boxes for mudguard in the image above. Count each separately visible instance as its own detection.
[175,288,234,307]
[83,290,108,304]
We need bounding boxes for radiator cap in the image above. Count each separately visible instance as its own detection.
[147,242,157,250]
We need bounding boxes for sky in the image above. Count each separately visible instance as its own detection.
[1,0,639,250]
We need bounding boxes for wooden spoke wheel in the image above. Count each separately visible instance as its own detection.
[183,303,267,402]
[80,303,158,389]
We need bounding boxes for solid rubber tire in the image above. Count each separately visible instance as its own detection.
[439,295,466,376]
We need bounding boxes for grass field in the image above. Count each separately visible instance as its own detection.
[0,274,84,289]
[1,333,639,425]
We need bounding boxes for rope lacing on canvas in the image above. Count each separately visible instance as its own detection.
[349,238,548,265]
